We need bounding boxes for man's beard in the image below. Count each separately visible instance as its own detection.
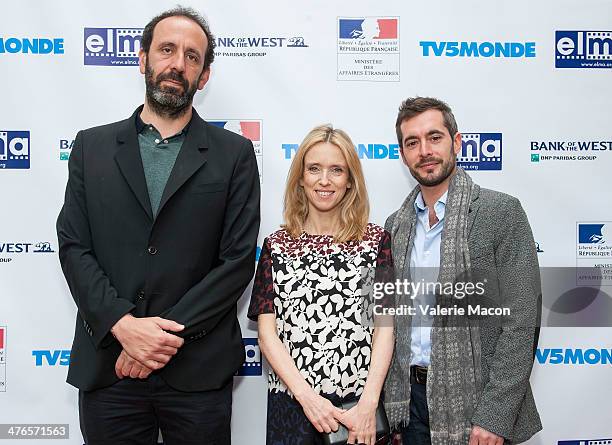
[144,60,199,118]
[409,141,457,187]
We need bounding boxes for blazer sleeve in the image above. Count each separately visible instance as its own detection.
[56,130,135,349]
[470,197,542,438]
[162,137,261,340]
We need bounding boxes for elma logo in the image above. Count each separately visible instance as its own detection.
[236,338,262,376]
[32,350,71,367]
[536,348,612,365]
[556,31,612,68]
[0,131,30,169]
[84,28,142,66]
[0,327,6,392]
[420,41,535,58]
[559,440,612,445]
[457,133,502,171]
[209,120,262,183]
[0,37,64,54]
[338,18,398,39]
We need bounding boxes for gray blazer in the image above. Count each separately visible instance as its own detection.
[385,185,542,443]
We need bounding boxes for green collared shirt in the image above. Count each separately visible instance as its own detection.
[136,113,189,217]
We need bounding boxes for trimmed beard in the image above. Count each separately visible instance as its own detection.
[144,58,199,118]
[409,140,457,187]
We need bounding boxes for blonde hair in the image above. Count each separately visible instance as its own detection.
[282,124,369,243]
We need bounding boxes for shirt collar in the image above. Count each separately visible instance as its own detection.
[135,109,193,136]
[413,190,448,215]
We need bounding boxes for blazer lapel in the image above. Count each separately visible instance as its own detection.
[114,108,154,221]
[156,109,209,216]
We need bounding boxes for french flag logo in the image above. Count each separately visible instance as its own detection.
[209,120,261,143]
[339,18,398,39]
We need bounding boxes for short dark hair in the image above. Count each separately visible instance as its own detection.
[141,6,216,71]
[395,97,458,146]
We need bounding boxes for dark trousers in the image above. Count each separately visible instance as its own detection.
[400,382,431,445]
[79,374,232,445]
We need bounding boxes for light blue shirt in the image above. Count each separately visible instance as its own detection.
[408,191,447,367]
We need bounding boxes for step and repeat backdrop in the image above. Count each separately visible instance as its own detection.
[1,0,611,443]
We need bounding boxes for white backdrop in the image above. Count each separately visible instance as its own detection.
[1,1,611,444]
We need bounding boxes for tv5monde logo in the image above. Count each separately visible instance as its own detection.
[32,350,71,367]
[84,27,143,66]
[457,133,502,171]
[556,31,612,68]
[0,131,30,169]
[236,338,262,376]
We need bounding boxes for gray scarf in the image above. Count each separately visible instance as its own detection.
[383,168,483,445]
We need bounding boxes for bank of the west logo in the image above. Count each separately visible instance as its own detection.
[236,338,262,376]
[0,131,29,169]
[209,120,262,183]
[84,28,142,66]
[0,327,5,392]
[420,41,536,58]
[530,139,610,163]
[214,35,308,59]
[556,31,612,68]
[337,17,400,82]
[457,133,502,171]
[0,37,64,54]
[0,242,55,264]
[59,138,75,161]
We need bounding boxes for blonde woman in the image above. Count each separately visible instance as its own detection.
[248,125,394,445]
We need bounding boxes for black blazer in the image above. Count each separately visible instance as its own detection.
[57,106,260,391]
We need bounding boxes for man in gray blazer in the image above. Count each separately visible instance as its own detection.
[383,97,542,445]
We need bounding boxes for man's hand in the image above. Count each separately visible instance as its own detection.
[469,425,504,445]
[110,314,184,370]
[115,350,154,379]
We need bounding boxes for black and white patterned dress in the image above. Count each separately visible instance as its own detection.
[248,223,393,444]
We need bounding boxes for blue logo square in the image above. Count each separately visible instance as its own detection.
[556,30,612,68]
[236,338,262,376]
[457,133,502,171]
[84,28,142,66]
[0,131,30,169]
